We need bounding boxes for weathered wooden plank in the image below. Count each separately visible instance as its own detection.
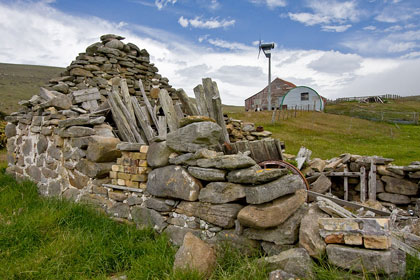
[368,160,377,201]
[325,172,361,177]
[307,191,390,216]
[158,89,179,132]
[109,86,145,144]
[263,138,279,161]
[391,233,420,260]
[174,102,185,120]
[103,184,143,193]
[131,96,155,143]
[296,147,312,170]
[120,79,135,120]
[202,78,216,119]
[211,81,230,144]
[274,139,284,160]
[158,116,167,138]
[344,166,349,201]
[176,88,199,116]
[108,92,135,142]
[193,84,209,116]
[138,79,159,129]
[360,166,366,203]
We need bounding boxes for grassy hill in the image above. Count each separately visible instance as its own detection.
[225,110,420,165]
[0,63,64,114]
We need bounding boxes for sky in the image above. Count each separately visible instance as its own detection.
[0,0,419,105]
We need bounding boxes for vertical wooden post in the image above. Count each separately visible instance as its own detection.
[344,166,349,201]
[360,166,366,203]
[368,160,377,201]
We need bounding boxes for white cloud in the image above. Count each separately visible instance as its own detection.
[375,5,420,23]
[0,0,419,107]
[209,0,220,10]
[322,24,352,32]
[207,38,253,51]
[154,0,177,10]
[178,16,235,29]
[288,0,360,32]
[363,25,376,31]
[250,0,287,9]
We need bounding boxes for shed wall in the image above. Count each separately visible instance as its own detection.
[281,87,323,111]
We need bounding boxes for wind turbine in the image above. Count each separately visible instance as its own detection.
[258,40,275,111]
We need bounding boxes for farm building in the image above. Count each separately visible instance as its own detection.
[281,86,324,111]
[245,78,324,111]
[245,78,296,111]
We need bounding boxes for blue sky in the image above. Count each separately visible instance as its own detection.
[0,0,419,105]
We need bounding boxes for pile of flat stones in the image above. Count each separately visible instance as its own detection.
[4,34,176,199]
[225,117,272,142]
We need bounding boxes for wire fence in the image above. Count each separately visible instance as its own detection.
[327,94,402,104]
[330,109,419,125]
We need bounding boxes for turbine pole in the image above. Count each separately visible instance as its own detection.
[268,53,271,111]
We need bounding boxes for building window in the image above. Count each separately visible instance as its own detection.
[301,92,309,101]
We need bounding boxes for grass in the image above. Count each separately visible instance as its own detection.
[1,159,420,279]
[225,110,420,165]
[0,63,64,114]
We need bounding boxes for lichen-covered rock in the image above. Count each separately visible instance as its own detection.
[381,176,418,195]
[243,204,307,245]
[175,201,243,228]
[244,174,305,204]
[146,165,202,201]
[264,248,313,279]
[147,141,173,168]
[173,232,217,278]
[378,192,411,204]
[75,159,113,178]
[326,244,405,277]
[197,154,256,170]
[131,206,167,232]
[226,165,286,185]
[163,225,201,246]
[188,167,226,181]
[198,182,245,204]
[86,136,121,163]
[299,204,329,259]
[166,122,221,153]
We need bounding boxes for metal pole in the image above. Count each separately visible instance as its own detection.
[268,54,272,111]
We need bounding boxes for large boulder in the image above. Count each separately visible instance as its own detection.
[326,244,405,277]
[378,192,411,204]
[197,154,256,170]
[237,189,307,229]
[244,204,307,245]
[173,232,217,279]
[175,201,243,228]
[75,159,113,178]
[263,248,313,279]
[310,174,331,194]
[147,141,173,168]
[166,122,222,152]
[163,225,201,246]
[86,136,121,163]
[244,174,306,204]
[146,165,202,201]
[381,176,418,195]
[199,182,246,204]
[299,204,329,258]
[226,165,286,184]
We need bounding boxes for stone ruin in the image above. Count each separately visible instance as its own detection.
[4,34,420,279]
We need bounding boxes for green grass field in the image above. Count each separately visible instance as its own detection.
[225,109,420,165]
[0,63,64,114]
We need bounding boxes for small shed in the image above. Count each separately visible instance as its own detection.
[280,86,324,111]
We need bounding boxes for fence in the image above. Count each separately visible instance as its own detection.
[327,94,402,104]
[330,109,419,125]
[270,105,319,123]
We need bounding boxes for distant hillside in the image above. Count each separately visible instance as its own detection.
[325,97,420,124]
[0,63,64,114]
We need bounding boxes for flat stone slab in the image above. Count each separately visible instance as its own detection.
[197,154,256,170]
[226,165,287,185]
[198,182,246,204]
[238,189,307,229]
[326,244,405,277]
[175,201,243,228]
[382,176,418,195]
[188,167,226,181]
[244,174,306,204]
